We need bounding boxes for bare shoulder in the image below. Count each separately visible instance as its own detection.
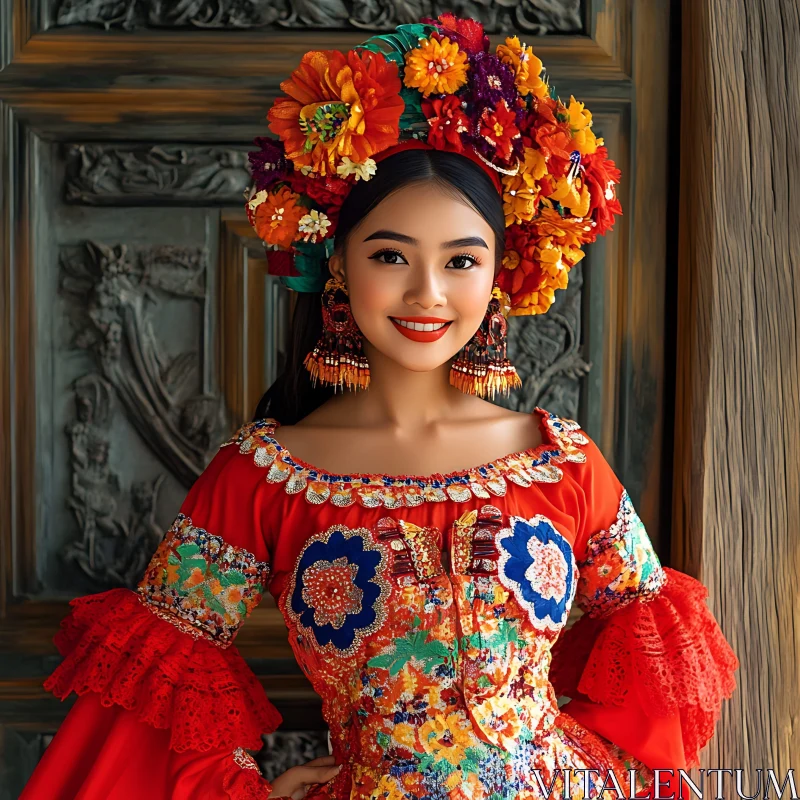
[282,397,544,451]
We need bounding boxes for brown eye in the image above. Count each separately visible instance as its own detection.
[369,249,408,265]
[447,254,479,270]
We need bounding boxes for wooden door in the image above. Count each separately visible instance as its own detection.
[0,1,673,793]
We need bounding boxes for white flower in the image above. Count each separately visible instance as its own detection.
[336,156,377,182]
[299,164,315,176]
[247,189,268,213]
[298,210,331,243]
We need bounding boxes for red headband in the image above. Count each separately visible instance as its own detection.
[372,139,504,194]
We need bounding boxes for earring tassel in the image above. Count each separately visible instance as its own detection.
[304,278,371,392]
[449,287,521,399]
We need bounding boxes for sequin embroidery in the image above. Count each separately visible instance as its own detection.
[576,488,668,618]
[223,407,589,508]
[137,513,270,647]
[285,524,391,657]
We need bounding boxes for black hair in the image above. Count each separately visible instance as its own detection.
[252,148,505,424]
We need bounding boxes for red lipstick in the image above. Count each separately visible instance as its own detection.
[389,316,453,342]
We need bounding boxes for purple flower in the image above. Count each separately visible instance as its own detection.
[467,52,518,109]
[247,137,290,191]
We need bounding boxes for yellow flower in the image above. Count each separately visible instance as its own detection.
[404,36,469,97]
[566,96,603,156]
[502,249,520,271]
[419,712,474,765]
[493,584,509,604]
[549,176,591,217]
[496,36,548,98]
[502,173,539,226]
[502,147,549,225]
[372,775,405,800]
[392,722,417,749]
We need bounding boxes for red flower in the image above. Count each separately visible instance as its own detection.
[478,100,520,163]
[284,171,353,236]
[581,146,623,240]
[423,95,470,153]
[428,12,488,54]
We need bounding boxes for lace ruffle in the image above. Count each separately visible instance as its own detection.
[221,749,275,800]
[44,588,282,753]
[549,567,739,768]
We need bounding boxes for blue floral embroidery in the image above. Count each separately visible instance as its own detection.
[287,525,390,657]
[496,515,578,632]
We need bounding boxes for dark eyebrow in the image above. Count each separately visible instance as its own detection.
[441,236,489,250]
[362,230,489,250]
[363,230,418,245]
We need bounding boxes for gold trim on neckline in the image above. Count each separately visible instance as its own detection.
[222,407,588,508]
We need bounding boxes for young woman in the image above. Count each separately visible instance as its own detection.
[21,14,739,800]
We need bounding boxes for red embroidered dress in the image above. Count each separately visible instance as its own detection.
[21,408,739,800]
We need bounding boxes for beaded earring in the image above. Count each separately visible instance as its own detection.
[304,277,371,391]
[450,285,522,399]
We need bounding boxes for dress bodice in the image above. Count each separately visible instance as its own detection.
[222,408,661,798]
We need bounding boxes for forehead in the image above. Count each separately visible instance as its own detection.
[357,182,495,241]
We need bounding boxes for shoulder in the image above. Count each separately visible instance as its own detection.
[187,417,286,507]
[532,406,623,497]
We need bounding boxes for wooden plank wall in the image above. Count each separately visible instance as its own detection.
[675,0,800,775]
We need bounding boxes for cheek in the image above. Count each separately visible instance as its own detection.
[346,269,396,330]
[448,275,493,336]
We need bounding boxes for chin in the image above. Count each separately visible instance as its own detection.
[367,335,463,373]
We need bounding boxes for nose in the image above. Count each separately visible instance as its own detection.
[403,262,447,310]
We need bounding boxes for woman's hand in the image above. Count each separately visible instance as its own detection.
[267,755,342,800]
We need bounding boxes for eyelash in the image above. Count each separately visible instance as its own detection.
[368,248,482,270]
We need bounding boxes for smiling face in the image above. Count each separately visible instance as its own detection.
[328,180,499,375]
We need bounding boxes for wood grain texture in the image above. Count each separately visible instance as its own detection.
[675,0,800,773]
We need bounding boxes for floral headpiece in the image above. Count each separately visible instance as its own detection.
[246,13,622,317]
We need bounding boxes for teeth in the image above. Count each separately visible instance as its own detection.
[393,319,449,332]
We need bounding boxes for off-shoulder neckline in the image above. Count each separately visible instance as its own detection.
[225,407,590,507]
[265,406,554,483]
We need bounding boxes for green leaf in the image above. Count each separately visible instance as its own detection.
[356,23,436,66]
[399,87,426,129]
[220,570,248,587]
[366,629,453,676]
[376,731,390,749]
[176,543,201,559]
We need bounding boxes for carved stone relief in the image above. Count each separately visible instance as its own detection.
[64,145,252,206]
[495,262,590,420]
[51,0,583,33]
[59,240,221,490]
[63,374,168,587]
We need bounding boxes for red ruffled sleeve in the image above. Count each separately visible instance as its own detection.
[21,429,285,800]
[550,433,740,779]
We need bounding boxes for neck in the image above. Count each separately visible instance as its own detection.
[327,340,480,431]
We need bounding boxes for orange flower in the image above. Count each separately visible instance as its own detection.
[250,186,304,248]
[498,208,587,316]
[404,36,469,97]
[496,36,548,98]
[268,49,403,176]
